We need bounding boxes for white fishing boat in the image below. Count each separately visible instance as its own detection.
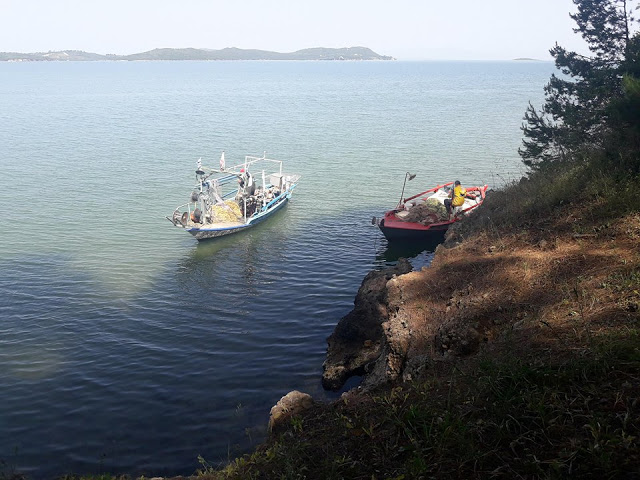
[167,152,300,241]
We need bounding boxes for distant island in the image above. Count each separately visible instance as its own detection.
[0,46,395,62]
[513,57,542,61]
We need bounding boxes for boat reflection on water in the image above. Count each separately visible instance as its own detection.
[376,232,445,270]
[189,232,240,260]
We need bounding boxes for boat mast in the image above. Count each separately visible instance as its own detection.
[397,172,416,208]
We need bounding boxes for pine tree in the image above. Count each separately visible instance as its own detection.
[519,0,640,169]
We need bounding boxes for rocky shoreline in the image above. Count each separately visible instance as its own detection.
[268,202,640,434]
[268,220,477,429]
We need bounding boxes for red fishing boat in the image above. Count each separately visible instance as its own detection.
[376,175,488,242]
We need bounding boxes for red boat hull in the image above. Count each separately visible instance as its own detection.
[378,184,488,242]
[379,212,451,241]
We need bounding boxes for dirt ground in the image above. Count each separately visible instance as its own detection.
[396,205,640,372]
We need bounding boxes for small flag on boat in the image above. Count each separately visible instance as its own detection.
[220,151,225,171]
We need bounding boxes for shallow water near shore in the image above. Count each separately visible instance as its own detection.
[0,60,553,478]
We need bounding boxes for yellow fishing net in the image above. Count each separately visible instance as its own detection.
[211,200,242,223]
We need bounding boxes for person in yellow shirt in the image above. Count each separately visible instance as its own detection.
[444,180,476,217]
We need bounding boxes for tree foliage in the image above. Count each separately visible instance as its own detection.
[520,0,640,170]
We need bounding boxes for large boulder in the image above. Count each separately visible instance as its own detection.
[268,390,314,432]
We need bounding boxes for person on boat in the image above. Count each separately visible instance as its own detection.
[444,180,476,217]
[237,169,256,196]
[190,208,202,223]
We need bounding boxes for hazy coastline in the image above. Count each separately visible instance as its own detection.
[0,46,395,62]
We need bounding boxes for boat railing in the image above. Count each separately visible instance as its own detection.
[454,185,488,216]
[402,182,454,205]
[169,200,245,227]
[394,184,488,221]
[199,154,283,177]
[261,182,298,212]
[167,202,195,227]
[403,183,487,208]
[243,154,283,176]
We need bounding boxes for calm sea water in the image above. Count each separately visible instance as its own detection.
[0,60,553,478]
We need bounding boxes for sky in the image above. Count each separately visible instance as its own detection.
[0,0,590,60]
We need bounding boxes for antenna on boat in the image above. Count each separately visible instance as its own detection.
[397,172,416,208]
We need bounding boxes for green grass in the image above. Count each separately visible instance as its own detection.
[463,154,640,236]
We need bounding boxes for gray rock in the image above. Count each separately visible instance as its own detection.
[322,259,412,390]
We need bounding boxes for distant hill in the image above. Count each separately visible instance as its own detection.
[0,50,107,61]
[0,47,394,62]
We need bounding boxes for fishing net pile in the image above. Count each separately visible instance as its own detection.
[402,199,448,224]
[211,200,242,223]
